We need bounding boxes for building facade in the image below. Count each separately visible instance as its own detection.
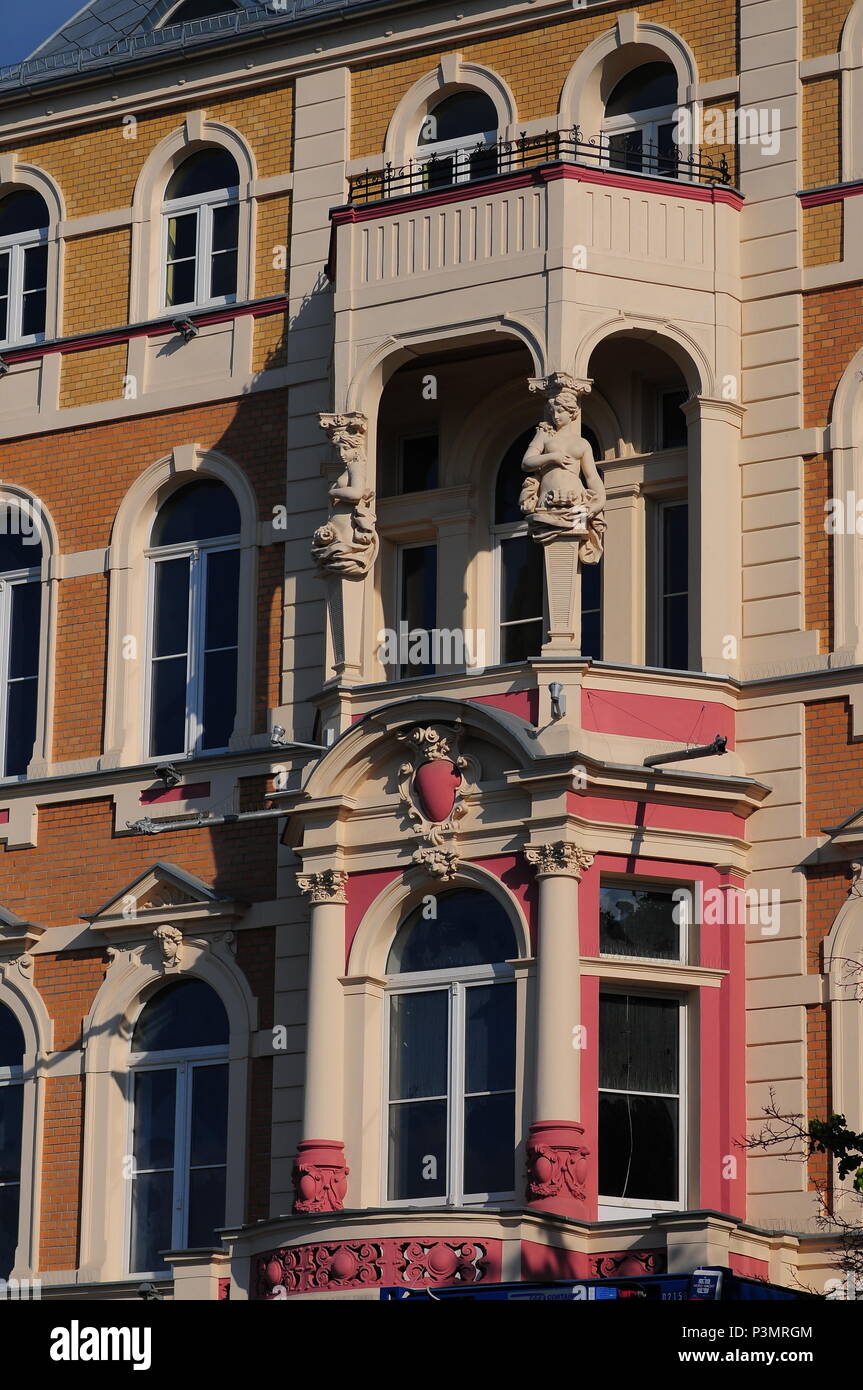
[0,0,861,1299]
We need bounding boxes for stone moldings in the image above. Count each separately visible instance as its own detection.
[313,412,378,578]
[255,1236,497,1296]
[295,869,348,904]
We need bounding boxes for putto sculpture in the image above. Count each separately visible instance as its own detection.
[519,373,607,561]
[313,412,378,577]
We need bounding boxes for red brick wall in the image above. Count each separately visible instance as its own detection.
[40,1075,85,1271]
[34,951,108,1052]
[803,287,863,429]
[803,455,833,653]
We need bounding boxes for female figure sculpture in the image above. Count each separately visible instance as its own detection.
[519,381,607,562]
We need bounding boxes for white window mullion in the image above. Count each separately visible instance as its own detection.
[196,206,213,309]
[186,549,204,755]
[8,245,24,346]
[172,1060,192,1250]
[0,580,11,775]
[447,981,463,1205]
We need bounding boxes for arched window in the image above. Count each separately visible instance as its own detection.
[0,497,44,778]
[162,148,240,311]
[492,427,603,662]
[146,479,241,757]
[0,1006,24,1279]
[385,888,518,1205]
[0,189,49,348]
[128,979,229,1275]
[602,62,679,178]
[416,90,498,188]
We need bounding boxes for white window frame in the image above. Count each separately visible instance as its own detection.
[143,531,241,760]
[0,565,41,782]
[382,963,517,1208]
[600,100,683,177]
[415,126,498,185]
[160,182,239,315]
[125,1042,229,1278]
[394,540,438,680]
[0,226,48,350]
[597,986,687,1219]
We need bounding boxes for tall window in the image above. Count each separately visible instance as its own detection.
[397,543,437,679]
[146,479,241,757]
[657,500,689,670]
[416,90,498,188]
[162,149,239,311]
[602,63,679,178]
[0,1007,24,1280]
[385,889,518,1205]
[0,505,43,779]
[0,190,49,348]
[128,979,229,1275]
[493,430,545,663]
[599,992,684,1212]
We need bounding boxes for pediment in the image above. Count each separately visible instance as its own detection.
[82,861,241,933]
[823,806,863,851]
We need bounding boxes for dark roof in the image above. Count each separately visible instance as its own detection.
[0,0,373,92]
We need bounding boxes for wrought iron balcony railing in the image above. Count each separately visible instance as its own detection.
[348,128,733,205]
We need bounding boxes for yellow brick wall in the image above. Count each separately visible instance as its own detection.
[801,77,841,189]
[350,0,738,158]
[63,229,131,336]
[254,194,291,298]
[8,82,293,220]
[59,343,129,408]
[803,202,844,266]
[803,0,853,60]
[252,313,287,373]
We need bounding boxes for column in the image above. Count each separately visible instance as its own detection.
[524,841,593,1218]
[293,868,349,1213]
[602,482,645,666]
[683,396,745,676]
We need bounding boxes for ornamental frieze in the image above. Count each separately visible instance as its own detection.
[254,1237,499,1297]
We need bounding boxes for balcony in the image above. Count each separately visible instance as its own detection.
[329,129,742,358]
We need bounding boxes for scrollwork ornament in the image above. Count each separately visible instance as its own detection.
[296,869,348,904]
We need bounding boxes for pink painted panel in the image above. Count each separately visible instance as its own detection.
[139,781,210,805]
[728,1253,770,1280]
[582,687,735,749]
[570,793,744,839]
[471,689,540,726]
[521,1240,590,1283]
[0,810,8,825]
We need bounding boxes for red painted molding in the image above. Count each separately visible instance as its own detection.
[0,810,8,824]
[139,781,211,805]
[333,162,743,229]
[0,295,289,367]
[255,1236,502,1297]
[800,180,863,208]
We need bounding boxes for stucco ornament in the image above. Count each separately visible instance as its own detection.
[398,724,479,878]
[520,373,607,559]
[525,842,594,880]
[850,862,863,898]
[312,412,378,577]
[296,869,349,904]
[153,924,183,970]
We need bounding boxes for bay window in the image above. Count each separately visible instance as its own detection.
[128,979,229,1275]
[385,889,518,1205]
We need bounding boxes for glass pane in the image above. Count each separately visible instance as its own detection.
[468,145,498,180]
[187,1165,227,1248]
[0,518,42,573]
[600,885,681,960]
[387,889,518,973]
[20,290,46,339]
[133,980,229,1052]
[166,150,239,200]
[204,550,239,648]
[605,64,677,119]
[598,1092,679,1201]
[22,244,47,293]
[663,503,688,594]
[502,618,543,664]
[420,93,497,144]
[399,545,437,678]
[425,155,456,189]
[0,192,48,237]
[132,1069,176,1171]
[494,430,535,524]
[0,1010,24,1068]
[387,1099,447,1200]
[167,212,198,260]
[500,535,543,625]
[465,983,515,1094]
[0,295,7,344]
[663,593,689,670]
[201,647,237,750]
[464,1092,515,1195]
[166,258,196,308]
[130,1169,173,1272]
[389,991,448,1100]
[190,1065,228,1167]
[0,1084,23,1183]
[211,203,239,253]
[581,563,602,660]
[9,581,40,679]
[0,254,7,296]
[150,656,187,756]
[210,250,237,300]
[0,1182,19,1280]
[152,481,240,547]
[609,129,643,172]
[152,558,189,658]
[5,678,38,777]
[599,994,679,1094]
[399,436,438,493]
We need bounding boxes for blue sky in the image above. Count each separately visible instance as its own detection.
[2,1,86,65]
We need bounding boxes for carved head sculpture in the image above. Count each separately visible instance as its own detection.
[546,386,582,431]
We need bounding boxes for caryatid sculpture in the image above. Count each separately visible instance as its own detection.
[519,374,607,562]
[312,412,378,578]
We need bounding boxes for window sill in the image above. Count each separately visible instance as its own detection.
[581,956,727,989]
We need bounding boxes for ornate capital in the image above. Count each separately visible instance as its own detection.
[528,371,592,402]
[313,411,378,578]
[525,842,593,880]
[296,869,348,904]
